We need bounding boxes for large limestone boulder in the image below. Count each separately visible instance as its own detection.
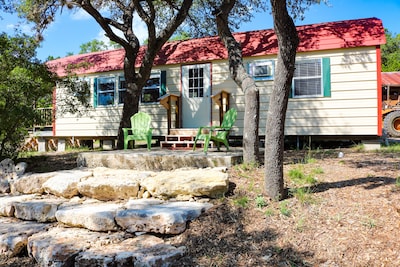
[12,172,55,194]
[28,227,128,267]
[0,194,36,217]
[116,199,213,234]
[75,235,185,267]
[0,217,52,257]
[13,197,64,222]
[42,169,92,198]
[141,167,229,199]
[55,202,122,232]
[77,167,151,200]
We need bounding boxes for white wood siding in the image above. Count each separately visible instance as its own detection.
[55,46,380,138]
[210,47,379,136]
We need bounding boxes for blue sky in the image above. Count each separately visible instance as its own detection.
[0,0,399,61]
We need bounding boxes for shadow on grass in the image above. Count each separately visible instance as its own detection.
[308,176,396,193]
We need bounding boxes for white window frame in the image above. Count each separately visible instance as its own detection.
[97,76,116,106]
[292,58,323,98]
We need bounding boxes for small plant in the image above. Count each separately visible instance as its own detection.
[289,187,316,205]
[279,200,291,217]
[396,176,400,188]
[296,217,307,232]
[351,143,365,152]
[362,217,376,229]
[255,195,268,208]
[305,156,317,164]
[264,208,275,217]
[233,196,249,208]
[379,143,400,153]
[312,167,324,175]
[234,161,259,172]
[288,167,318,185]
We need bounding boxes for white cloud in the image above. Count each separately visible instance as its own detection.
[70,9,92,20]
[5,23,33,35]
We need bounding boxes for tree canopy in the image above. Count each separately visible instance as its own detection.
[0,32,55,159]
[381,29,400,72]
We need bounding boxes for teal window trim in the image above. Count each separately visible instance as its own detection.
[160,70,167,95]
[93,78,97,108]
[322,57,331,97]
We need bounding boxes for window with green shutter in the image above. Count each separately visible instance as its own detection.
[93,71,167,107]
[291,57,331,98]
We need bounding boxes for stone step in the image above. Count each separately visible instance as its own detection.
[0,195,213,233]
[0,196,212,266]
[10,167,228,200]
[1,217,185,266]
[0,165,227,266]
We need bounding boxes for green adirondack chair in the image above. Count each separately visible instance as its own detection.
[123,112,153,151]
[193,108,237,154]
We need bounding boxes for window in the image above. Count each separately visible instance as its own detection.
[248,60,274,80]
[142,72,161,103]
[188,67,204,98]
[97,77,115,105]
[93,71,166,107]
[118,76,126,104]
[292,58,331,98]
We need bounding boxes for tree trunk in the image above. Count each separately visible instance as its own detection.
[215,0,260,163]
[264,0,299,200]
[116,51,141,149]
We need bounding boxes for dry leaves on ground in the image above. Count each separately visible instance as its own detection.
[170,149,400,266]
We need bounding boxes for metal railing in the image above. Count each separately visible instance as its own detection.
[35,107,53,127]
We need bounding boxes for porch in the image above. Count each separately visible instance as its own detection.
[77,147,244,171]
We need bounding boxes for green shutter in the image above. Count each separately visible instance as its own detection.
[160,71,167,96]
[93,78,98,108]
[322,57,331,97]
[289,83,293,98]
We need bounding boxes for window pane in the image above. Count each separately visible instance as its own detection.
[293,59,322,97]
[98,77,115,92]
[141,73,161,103]
[99,92,115,105]
[118,77,126,104]
[187,66,204,98]
[98,77,115,105]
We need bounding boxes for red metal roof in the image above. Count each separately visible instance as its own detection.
[47,17,385,77]
[382,72,400,86]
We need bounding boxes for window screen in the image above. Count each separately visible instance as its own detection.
[293,59,322,97]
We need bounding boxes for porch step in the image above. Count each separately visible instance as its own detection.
[169,128,198,136]
[161,130,214,150]
[160,140,211,150]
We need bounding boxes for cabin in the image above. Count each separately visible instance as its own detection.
[44,17,386,151]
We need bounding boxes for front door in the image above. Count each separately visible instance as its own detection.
[181,64,211,128]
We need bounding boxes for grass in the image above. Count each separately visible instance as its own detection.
[233,196,249,208]
[362,217,377,229]
[287,166,318,185]
[379,143,400,153]
[279,200,291,217]
[255,195,268,208]
[289,187,317,205]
